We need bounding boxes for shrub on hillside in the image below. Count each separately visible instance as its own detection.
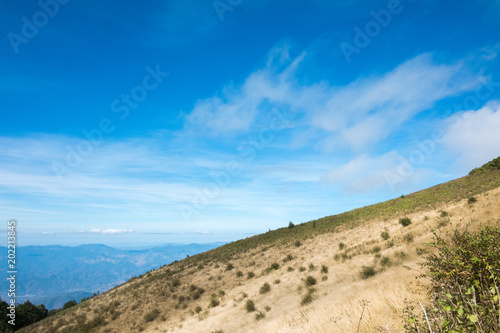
[259,283,271,294]
[404,226,500,332]
[360,266,376,279]
[399,217,412,227]
[305,276,317,287]
[381,231,390,240]
[245,300,256,312]
[143,309,160,322]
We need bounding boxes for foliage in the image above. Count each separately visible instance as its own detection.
[259,283,271,294]
[305,276,317,287]
[400,217,412,227]
[321,265,328,274]
[144,308,160,322]
[288,221,295,229]
[360,266,376,279]
[245,300,256,312]
[469,156,500,175]
[381,231,390,240]
[405,226,500,332]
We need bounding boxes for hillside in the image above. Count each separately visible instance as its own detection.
[20,167,500,333]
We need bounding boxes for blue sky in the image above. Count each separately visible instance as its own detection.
[1,0,500,247]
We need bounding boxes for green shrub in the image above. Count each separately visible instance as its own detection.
[226,263,234,271]
[270,263,280,270]
[294,240,301,247]
[288,221,295,229]
[399,217,412,227]
[247,271,255,279]
[287,266,294,272]
[305,276,317,287]
[300,289,314,306]
[467,196,477,204]
[283,254,294,262]
[236,270,243,277]
[321,265,328,274]
[298,266,306,272]
[255,311,265,320]
[209,297,220,308]
[259,283,271,294]
[381,231,390,240]
[360,266,376,279]
[308,263,315,271]
[143,309,160,322]
[404,226,500,332]
[380,256,392,267]
[371,246,381,253]
[194,305,202,314]
[339,242,346,250]
[245,300,256,312]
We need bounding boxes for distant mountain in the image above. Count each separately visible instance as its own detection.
[0,242,223,309]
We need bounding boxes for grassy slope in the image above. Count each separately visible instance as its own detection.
[184,169,500,265]
[20,169,500,333]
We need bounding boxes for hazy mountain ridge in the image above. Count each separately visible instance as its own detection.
[0,243,223,309]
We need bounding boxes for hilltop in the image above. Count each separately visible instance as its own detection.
[19,160,500,332]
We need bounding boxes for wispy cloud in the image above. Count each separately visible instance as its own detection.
[443,101,500,171]
[184,45,483,152]
[90,229,133,234]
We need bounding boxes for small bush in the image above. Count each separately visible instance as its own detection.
[283,254,294,262]
[386,240,395,248]
[300,290,314,306]
[259,283,271,294]
[245,300,256,312]
[298,266,306,272]
[360,266,376,279]
[264,305,271,312]
[144,308,160,322]
[338,242,346,250]
[371,246,381,253]
[381,231,390,240]
[294,240,301,247]
[305,276,317,286]
[380,256,392,267]
[236,270,243,277]
[288,221,295,229]
[321,265,328,274]
[321,275,328,281]
[247,271,255,279]
[270,263,279,270]
[287,266,294,272]
[226,263,234,271]
[194,305,202,314]
[209,297,220,308]
[399,217,412,227]
[308,263,315,271]
[171,278,181,287]
[274,279,280,284]
[467,196,477,204]
[255,311,265,320]
[439,210,449,217]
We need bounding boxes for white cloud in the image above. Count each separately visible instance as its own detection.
[90,229,133,234]
[184,46,483,151]
[443,101,500,171]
